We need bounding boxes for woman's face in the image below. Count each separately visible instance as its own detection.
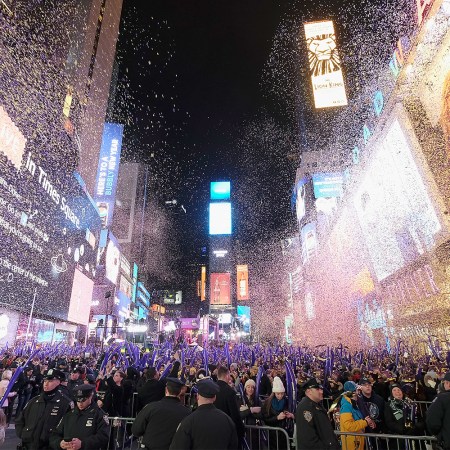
[245,384,255,397]
[391,387,403,400]
[275,392,284,400]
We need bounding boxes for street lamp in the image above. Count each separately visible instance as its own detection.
[101,291,112,351]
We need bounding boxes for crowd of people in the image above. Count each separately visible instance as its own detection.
[0,339,448,449]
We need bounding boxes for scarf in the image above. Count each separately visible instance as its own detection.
[388,397,404,421]
[271,396,286,414]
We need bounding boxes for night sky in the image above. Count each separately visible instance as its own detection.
[111,0,414,275]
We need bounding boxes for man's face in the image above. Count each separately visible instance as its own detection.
[71,372,80,380]
[43,379,60,392]
[391,387,403,400]
[360,383,372,397]
[113,372,122,384]
[307,387,324,403]
[443,380,450,391]
[76,394,92,411]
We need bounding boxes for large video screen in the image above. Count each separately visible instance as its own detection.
[209,202,232,235]
[354,115,441,281]
[236,305,251,334]
[210,272,231,305]
[210,181,231,200]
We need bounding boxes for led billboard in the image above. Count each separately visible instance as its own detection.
[295,177,307,222]
[354,112,442,281]
[210,181,231,200]
[236,264,249,301]
[200,266,206,301]
[312,173,343,198]
[304,20,348,108]
[210,272,231,306]
[209,202,232,235]
[94,123,124,229]
[236,305,251,334]
[301,222,318,263]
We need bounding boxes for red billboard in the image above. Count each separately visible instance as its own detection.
[210,272,231,306]
[236,265,249,301]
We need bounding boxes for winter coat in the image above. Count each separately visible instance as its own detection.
[339,394,367,450]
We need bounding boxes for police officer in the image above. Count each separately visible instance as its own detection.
[15,369,73,450]
[50,384,109,450]
[295,378,340,450]
[132,377,191,450]
[426,372,450,449]
[169,378,238,450]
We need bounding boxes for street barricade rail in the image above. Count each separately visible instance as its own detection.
[106,416,140,450]
[244,424,292,450]
[334,431,438,450]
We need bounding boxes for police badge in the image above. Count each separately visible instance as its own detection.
[303,410,313,422]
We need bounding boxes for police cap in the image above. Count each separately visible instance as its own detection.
[443,372,450,382]
[303,378,323,390]
[197,378,220,398]
[359,378,372,385]
[43,369,66,381]
[73,384,95,401]
[166,377,185,388]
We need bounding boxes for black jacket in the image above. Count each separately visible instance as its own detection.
[49,402,109,450]
[426,391,450,448]
[15,390,73,450]
[137,378,165,410]
[295,396,340,450]
[132,396,191,450]
[169,403,238,450]
[103,376,133,417]
[214,380,245,438]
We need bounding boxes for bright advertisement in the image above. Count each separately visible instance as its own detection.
[304,20,348,108]
[201,266,206,301]
[209,202,232,235]
[0,108,101,320]
[236,305,251,334]
[295,177,307,223]
[236,264,249,301]
[312,173,343,198]
[353,113,442,282]
[94,123,124,229]
[67,267,94,325]
[300,222,318,263]
[210,181,230,200]
[210,272,231,306]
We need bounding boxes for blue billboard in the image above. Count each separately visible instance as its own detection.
[210,181,231,200]
[312,173,343,198]
[237,305,251,334]
[94,123,124,228]
[209,202,232,235]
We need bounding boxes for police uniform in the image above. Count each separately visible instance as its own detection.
[50,384,109,450]
[132,378,191,450]
[295,379,340,450]
[169,379,238,450]
[426,373,450,449]
[15,369,73,450]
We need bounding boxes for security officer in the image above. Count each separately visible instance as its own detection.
[295,378,340,450]
[50,384,109,450]
[169,378,238,450]
[15,369,73,450]
[426,372,450,449]
[132,377,191,450]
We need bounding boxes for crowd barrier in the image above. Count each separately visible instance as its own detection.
[244,424,292,450]
[335,431,438,450]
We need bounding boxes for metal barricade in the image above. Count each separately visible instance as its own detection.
[335,431,438,450]
[415,401,432,418]
[244,424,292,450]
[106,416,140,450]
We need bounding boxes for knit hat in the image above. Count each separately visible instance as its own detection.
[389,383,403,397]
[272,376,285,393]
[343,381,357,392]
[244,379,256,389]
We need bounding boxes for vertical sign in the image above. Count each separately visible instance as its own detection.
[304,20,348,108]
[201,266,206,301]
[94,123,124,228]
[132,263,138,303]
[210,273,231,306]
[236,265,249,301]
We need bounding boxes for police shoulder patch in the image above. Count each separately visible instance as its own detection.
[303,410,313,422]
[103,415,109,425]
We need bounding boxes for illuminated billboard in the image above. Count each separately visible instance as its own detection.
[105,233,120,284]
[312,173,343,198]
[237,305,251,334]
[301,222,318,263]
[295,177,307,222]
[354,110,442,281]
[210,181,231,200]
[236,264,249,301]
[304,20,348,108]
[210,272,231,306]
[94,123,124,229]
[209,202,232,235]
[67,268,94,325]
[201,266,206,301]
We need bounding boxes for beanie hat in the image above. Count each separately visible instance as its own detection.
[390,383,402,397]
[244,379,256,390]
[343,381,357,392]
[272,376,285,393]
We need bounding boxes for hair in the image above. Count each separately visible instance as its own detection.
[146,367,157,379]
[115,370,126,380]
[166,383,183,396]
[1,370,12,381]
[217,366,229,380]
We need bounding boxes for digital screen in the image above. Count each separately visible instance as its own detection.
[210,181,231,200]
[67,268,94,325]
[94,123,124,229]
[209,202,232,235]
[236,305,251,334]
[105,233,120,284]
[163,290,182,304]
[301,222,318,263]
[354,115,441,281]
[312,173,343,198]
[295,178,307,222]
[218,313,232,324]
[210,272,231,305]
[236,264,249,301]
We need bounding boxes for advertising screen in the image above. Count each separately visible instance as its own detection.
[301,222,318,263]
[304,20,348,108]
[67,267,94,325]
[236,264,249,301]
[312,173,343,198]
[209,202,232,235]
[210,181,231,200]
[94,123,124,229]
[236,305,251,334]
[200,266,206,301]
[295,177,307,222]
[210,272,231,306]
[105,233,120,284]
[218,313,232,324]
[354,114,442,281]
